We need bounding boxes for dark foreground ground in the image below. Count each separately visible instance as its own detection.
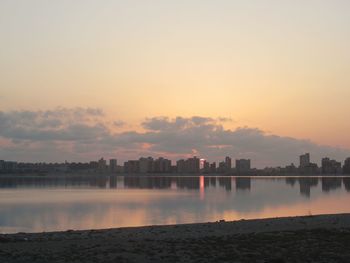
[1,214,350,263]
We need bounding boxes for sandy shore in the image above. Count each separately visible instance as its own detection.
[1,214,350,263]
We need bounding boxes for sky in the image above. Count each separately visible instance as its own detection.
[1,0,350,167]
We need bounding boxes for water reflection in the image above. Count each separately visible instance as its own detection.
[1,175,348,195]
[0,175,350,233]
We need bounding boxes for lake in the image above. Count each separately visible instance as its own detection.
[0,175,350,233]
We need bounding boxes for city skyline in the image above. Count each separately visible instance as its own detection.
[2,152,350,175]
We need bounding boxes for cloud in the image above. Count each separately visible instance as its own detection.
[0,111,349,167]
[0,108,109,142]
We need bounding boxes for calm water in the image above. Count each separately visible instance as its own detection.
[0,175,350,233]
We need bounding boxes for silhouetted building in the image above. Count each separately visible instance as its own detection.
[202,160,210,173]
[109,159,117,173]
[139,157,153,173]
[98,158,107,173]
[299,153,319,175]
[210,162,216,173]
[124,160,140,173]
[176,157,200,173]
[176,159,186,173]
[321,158,342,175]
[299,153,310,168]
[236,159,251,174]
[343,158,350,174]
[225,156,232,170]
[153,157,171,173]
[217,161,226,173]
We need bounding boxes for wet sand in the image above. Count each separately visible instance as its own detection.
[1,214,350,263]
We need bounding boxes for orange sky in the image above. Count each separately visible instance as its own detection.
[1,1,350,152]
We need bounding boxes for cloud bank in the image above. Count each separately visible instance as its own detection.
[0,108,349,167]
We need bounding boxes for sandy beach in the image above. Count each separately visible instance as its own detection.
[1,213,350,263]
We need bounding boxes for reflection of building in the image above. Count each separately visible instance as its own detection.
[321,158,342,175]
[236,177,251,191]
[321,177,342,192]
[343,158,350,174]
[298,178,318,198]
[343,178,350,192]
[218,177,232,191]
[236,159,251,174]
[110,175,117,188]
[286,177,297,186]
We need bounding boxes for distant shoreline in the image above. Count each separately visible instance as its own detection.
[1,214,350,262]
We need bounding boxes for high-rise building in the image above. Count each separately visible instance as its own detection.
[153,157,171,173]
[236,159,251,174]
[322,158,342,174]
[176,157,200,173]
[176,159,186,173]
[343,158,350,174]
[124,160,140,173]
[202,160,210,173]
[298,153,319,174]
[210,162,217,173]
[0,160,4,172]
[139,157,153,173]
[98,158,107,172]
[109,159,117,173]
[225,156,232,170]
[299,153,310,168]
[187,156,200,173]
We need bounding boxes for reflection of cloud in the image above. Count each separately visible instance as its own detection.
[0,109,350,166]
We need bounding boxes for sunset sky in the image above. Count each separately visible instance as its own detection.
[1,0,350,167]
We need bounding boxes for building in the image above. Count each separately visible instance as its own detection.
[187,156,200,173]
[322,158,342,175]
[109,159,117,173]
[285,163,297,174]
[176,159,186,173]
[139,157,153,173]
[210,162,217,173]
[225,156,232,170]
[202,160,210,173]
[217,161,226,173]
[343,158,350,174]
[98,158,107,172]
[124,160,140,173]
[299,153,319,175]
[236,159,251,174]
[0,160,4,172]
[153,157,171,173]
[299,153,310,168]
[176,157,200,173]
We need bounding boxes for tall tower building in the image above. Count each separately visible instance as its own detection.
[299,153,310,168]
